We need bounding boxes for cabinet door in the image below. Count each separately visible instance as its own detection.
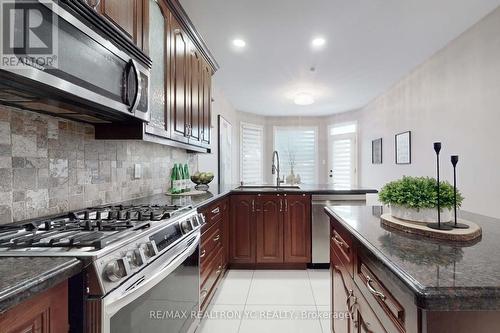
[189,45,202,146]
[284,194,311,263]
[229,195,256,264]
[201,60,212,146]
[98,0,147,51]
[170,18,190,143]
[145,0,168,136]
[0,282,68,333]
[256,195,284,263]
[332,251,352,333]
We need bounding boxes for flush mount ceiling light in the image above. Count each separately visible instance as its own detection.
[311,37,326,49]
[232,38,246,48]
[294,92,315,106]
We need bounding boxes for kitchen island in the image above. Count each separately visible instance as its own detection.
[325,205,500,333]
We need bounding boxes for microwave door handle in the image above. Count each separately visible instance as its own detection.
[129,59,142,113]
[103,232,200,318]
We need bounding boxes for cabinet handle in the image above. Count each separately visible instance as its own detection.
[216,265,222,275]
[211,207,220,214]
[366,275,386,301]
[346,290,359,328]
[332,235,344,248]
[285,199,288,212]
[252,200,255,212]
[213,234,220,242]
[200,289,208,298]
[200,249,206,258]
[280,199,283,212]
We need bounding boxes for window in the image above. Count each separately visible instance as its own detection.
[273,127,318,184]
[328,122,358,188]
[240,122,264,184]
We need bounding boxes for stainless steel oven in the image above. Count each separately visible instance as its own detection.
[101,231,200,333]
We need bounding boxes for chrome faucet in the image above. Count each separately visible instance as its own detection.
[272,151,284,187]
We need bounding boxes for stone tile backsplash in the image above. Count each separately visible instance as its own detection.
[0,105,198,224]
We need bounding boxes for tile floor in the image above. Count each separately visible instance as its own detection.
[197,269,331,333]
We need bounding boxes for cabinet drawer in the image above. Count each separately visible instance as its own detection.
[201,199,228,233]
[356,256,406,333]
[330,222,353,274]
[200,220,223,271]
[200,246,224,310]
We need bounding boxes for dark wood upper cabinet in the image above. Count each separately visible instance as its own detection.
[229,195,256,264]
[98,0,149,53]
[188,45,202,146]
[201,59,212,146]
[170,18,190,143]
[93,0,216,152]
[284,195,311,263]
[256,195,284,263]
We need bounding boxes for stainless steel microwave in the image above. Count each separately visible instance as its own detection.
[0,0,150,123]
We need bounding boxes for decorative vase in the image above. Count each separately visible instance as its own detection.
[390,205,452,223]
[286,167,296,185]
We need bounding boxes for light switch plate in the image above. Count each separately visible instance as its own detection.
[134,163,142,179]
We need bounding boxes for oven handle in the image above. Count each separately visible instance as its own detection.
[103,232,200,319]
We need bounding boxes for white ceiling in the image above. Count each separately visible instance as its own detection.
[179,0,500,116]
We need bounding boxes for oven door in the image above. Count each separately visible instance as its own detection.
[102,232,200,333]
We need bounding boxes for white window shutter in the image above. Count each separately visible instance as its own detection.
[240,123,264,184]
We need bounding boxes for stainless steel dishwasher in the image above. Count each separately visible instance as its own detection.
[311,194,367,267]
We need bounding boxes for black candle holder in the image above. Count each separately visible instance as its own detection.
[450,155,469,229]
[428,143,453,230]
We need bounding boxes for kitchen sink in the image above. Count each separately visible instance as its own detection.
[237,185,301,190]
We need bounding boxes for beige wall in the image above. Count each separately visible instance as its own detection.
[353,5,500,218]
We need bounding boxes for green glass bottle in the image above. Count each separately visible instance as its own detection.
[184,163,190,192]
[170,164,178,194]
[179,164,186,193]
[174,164,182,194]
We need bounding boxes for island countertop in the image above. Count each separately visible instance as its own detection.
[325,205,500,310]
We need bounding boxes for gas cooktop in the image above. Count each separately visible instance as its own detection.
[0,204,195,254]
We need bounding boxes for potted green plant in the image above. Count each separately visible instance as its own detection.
[378,176,464,223]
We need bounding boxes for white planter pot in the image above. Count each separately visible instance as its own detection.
[390,205,452,223]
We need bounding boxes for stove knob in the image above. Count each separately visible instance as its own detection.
[139,242,157,258]
[181,220,193,234]
[103,259,128,282]
[126,249,144,268]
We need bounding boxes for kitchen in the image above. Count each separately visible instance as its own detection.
[0,0,500,332]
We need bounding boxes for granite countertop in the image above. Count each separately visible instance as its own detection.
[120,184,378,209]
[0,257,82,314]
[325,205,500,310]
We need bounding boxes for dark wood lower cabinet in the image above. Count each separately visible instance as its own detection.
[284,194,311,263]
[256,195,284,263]
[0,281,68,333]
[229,194,311,268]
[229,195,256,264]
[199,198,229,312]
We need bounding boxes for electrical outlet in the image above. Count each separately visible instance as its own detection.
[134,164,142,179]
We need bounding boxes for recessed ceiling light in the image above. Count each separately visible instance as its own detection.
[232,39,246,48]
[311,37,326,48]
[294,92,315,106]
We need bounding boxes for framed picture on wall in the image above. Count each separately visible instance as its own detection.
[218,115,232,187]
[372,138,383,164]
[395,131,411,164]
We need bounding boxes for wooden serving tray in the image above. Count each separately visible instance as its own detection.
[380,214,482,242]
